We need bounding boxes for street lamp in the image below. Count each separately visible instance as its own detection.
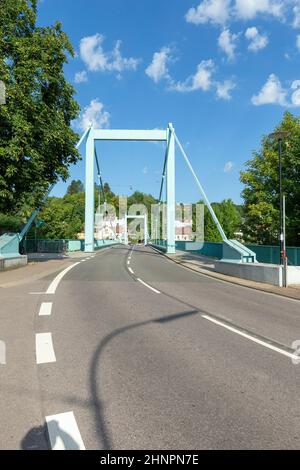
[268,131,290,282]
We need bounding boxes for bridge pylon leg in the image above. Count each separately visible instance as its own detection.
[166,123,176,254]
[84,128,95,252]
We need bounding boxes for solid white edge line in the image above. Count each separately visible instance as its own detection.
[36,333,56,364]
[128,267,134,274]
[38,302,53,316]
[137,278,161,294]
[202,314,299,361]
[46,262,81,294]
[46,411,85,450]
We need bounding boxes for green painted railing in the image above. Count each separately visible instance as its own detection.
[174,240,223,258]
[152,240,223,258]
[153,240,300,265]
[246,244,300,266]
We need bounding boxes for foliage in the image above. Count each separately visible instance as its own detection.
[127,191,158,211]
[0,212,23,234]
[240,112,300,245]
[0,0,80,214]
[202,199,242,242]
[35,192,85,239]
[66,180,84,195]
[32,186,160,240]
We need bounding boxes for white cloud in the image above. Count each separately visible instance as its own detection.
[74,71,88,84]
[142,166,149,175]
[216,79,236,99]
[245,26,268,51]
[297,34,300,50]
[235,0,284,20]
[291,80,300,106]
[111,40,140,72]
[186,0,290,26]
[252,74,287,106]
[79,33,139,73]
[145,47,172,83]
[224,161,234,172]
[218,29,239,60]
[76,99,110,131]
[292,4,300,28]
[252,76,300,107]
[168,59,235,100]
[170,60,215,92]
[185,0,231,25]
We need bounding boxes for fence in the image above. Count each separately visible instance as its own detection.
[20,238,118,254]
[19,238,300,264]
[152,240,300,265]
[20,239,68,254]
[247,244,300,266]
[174,240,223,259]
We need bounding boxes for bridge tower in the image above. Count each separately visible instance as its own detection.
[84,124,176,254]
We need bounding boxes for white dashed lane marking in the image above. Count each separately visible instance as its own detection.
[38,302,53,316]
[36,333,56,364]
[46,411,85,450]
[137,278,161,294]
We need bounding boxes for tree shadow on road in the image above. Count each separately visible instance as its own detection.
[21,423,50,450]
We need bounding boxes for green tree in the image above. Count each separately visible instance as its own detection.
[0,0,80,214]
[128,191,158,234]
[240,112,300,245]
[66,180,84,195]
[0,213,23,234]
[37,192,85,239]
[103,182,112,195]
[201,199,242,242]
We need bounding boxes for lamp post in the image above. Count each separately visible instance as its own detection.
[269,131,290,285]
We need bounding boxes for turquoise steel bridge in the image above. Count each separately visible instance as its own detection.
[0,123,256,266]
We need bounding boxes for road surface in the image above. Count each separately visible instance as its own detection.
[1,244,300,450]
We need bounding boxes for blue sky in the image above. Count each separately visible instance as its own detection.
[37,0,300,204]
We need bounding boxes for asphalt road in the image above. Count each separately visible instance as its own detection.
[1,244,300,450]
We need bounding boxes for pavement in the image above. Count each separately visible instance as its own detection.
[1,244,300,450]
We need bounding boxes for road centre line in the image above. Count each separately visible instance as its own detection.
[46,262,81,294]
[137,278,161,294]
[36,333,56,364]
[38,302,53,316]
[202,314,299,361]
[46,411,85,450]
[127,246,160,293]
